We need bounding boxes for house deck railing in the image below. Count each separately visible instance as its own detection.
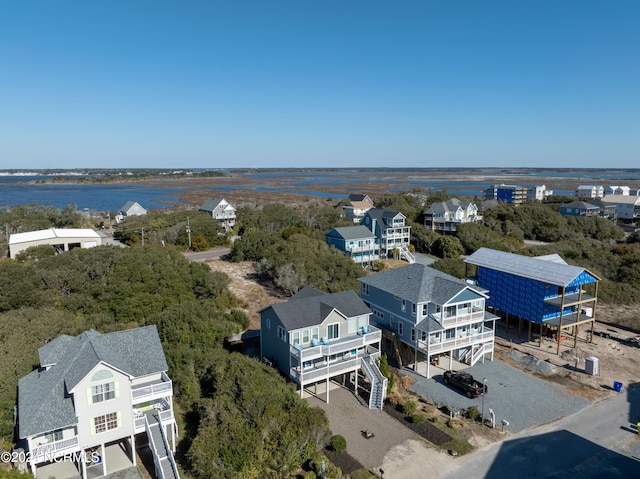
[132,373,173,400]
[290,326,382,362]
[421,328,494,354]
[31,436,79,462]
[290,346,381,383]
[439,309,486,328]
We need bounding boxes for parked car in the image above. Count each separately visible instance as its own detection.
[443,370,487,398]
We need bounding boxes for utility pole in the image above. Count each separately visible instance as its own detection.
[186,217,191,249]
[141,227,145,246]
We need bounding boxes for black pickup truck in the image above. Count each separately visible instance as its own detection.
[443,371,487,398]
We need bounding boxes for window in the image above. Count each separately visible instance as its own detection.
[390,316,394,327]
[398,322,403,336]
[44,430,63,443]
[411,329,415,341]
[422,304,428,316]
[311,327,319,341]
[277,326,286,342]
[327,323,339,340]
[91,382,115,404]
[421,331,427,341]
[94,413,118,434]
[302,329,310,344]
[435,305,441,314]
[445,328,455,339]
[291,331,300,345]
[401,299,406,312]
[303,360,313,370]
[362,283,369,295]
[445,306,456,318]
[412,303,416,316]
[266,318,271,329]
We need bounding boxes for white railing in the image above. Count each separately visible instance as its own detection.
[157,414,180,479]
[291,357,361,383]
[31,436,79,461]
[145,417,166,479]
[132,379,173,400]
[421,328,494,354]
[290,327,382,362]
[440,309,486,328]
[348,245,378,253]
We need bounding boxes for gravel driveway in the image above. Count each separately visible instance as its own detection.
[406,360,591,433]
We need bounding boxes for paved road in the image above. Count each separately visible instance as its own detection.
[442,384,640,478]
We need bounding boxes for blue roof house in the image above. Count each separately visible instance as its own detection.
[325,225,380,265]
[259,287,387,409]
[465,248,599,354]
[359,264,499,378]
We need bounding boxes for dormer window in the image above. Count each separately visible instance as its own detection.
[90,370,117,404]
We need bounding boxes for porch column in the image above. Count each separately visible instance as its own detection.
[131,434,136,466]
[100,443,106,476]
[557,287,566,355]
[30,461,36,478]
[449,354,453,371]
[81,447,87,479]
[354,370,358,396]
[326,377,329,404]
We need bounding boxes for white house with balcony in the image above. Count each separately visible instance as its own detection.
[259,287,387,409]
[576,185,604,199]
[423,198,482,234]
[359,264,499,378]
[15,326,178,479]
[325,225,380,265]
[199,197,236,231]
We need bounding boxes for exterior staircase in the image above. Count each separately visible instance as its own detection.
[361,355,388,410]
[470,343,487,367]
[399,245,415,264]
[145,414,180,479]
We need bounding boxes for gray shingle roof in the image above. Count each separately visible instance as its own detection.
[364,208,405,228]
[199,197,225,211]
[560,201,599,210]
[18,325,168,438]
[425,198,471,215]
[263,289,370,331]
[359,264,486,305]
[464,247,597,287]
[326,226,376,241]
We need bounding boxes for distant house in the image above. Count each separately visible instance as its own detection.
[259,287,387,409]
[606,186,631,196]
[325,225,380,265]
[343,200,374,223]
[15,326,178,479]
[484,184,528,205]
[465,248,599,355]
[559,201,601,217]
[576,185,604,199]
[600,195,640,220]
[359,264,498,378]
[423,198,482,233]
[115,201,147,224]
[199,198,236,231]
[360,208,413,262]
[589,199,617,219]
[9,228,102,258]
[527,185,553,202]
[348,194,374,206]
[120,201,147,217]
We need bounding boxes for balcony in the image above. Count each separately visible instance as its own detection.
[440,309,487,328]
[290,347,381,383]
[289,326,382,363]
[31,436,80,463]
[420,327,494,354]
[131,372,173,401]
[133,398,174,433]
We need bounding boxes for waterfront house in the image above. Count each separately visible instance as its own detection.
[484,184,528,205]
[606,186,631,196]
[423,198,482,233]
[9,228,102,258]
[559,201,601,217]
[15,325,178,479]
[199,198,236,231]
[360,208,413,262]
[120,201,147,217]
[259,288,387,409]
[528,184,553,202]
[465,248,599,354]
[576,185,604,199]
[343,200,374,223]
[325,225,380,265]
[359,264,498,378]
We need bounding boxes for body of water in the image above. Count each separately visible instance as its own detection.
[1,169,639,212]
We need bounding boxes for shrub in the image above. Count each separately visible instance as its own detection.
[304,472,317,479]
[467,406,480,421]
[329,434,347,452]
[403,399,418,415]
[412,413,426,424]
[386,391,403,407]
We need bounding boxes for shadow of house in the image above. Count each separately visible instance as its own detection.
[627,382,640,426]
[483,430,639,478]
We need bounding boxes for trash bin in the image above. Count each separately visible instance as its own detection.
[613,381,623,392]
[585,356,599,376]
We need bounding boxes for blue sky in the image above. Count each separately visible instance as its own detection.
[1,1,638,169]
